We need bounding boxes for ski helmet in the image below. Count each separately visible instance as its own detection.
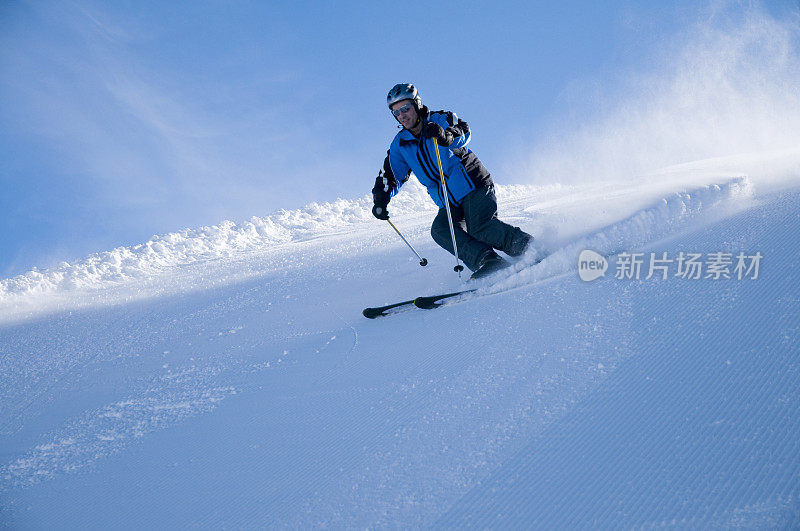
[387,83,422,111]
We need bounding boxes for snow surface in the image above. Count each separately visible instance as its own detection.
[1,149,799,528]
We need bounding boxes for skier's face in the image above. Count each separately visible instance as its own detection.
[391,100,418,130]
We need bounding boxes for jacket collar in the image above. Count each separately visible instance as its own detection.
[398,128,419,143]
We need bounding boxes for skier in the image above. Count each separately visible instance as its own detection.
[372,83,538,278]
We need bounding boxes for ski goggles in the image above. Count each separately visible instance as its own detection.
[391,102,414,117]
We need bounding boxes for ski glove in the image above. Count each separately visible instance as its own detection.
[423,122,454,147]
[372,173,391,220]
[372,204,389,220]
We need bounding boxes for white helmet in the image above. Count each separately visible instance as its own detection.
[387,83,422,110]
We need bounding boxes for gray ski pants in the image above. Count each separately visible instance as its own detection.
[430,185,529,271]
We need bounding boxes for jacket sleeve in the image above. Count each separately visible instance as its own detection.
[430,111,470,149]
[373,148,411,203]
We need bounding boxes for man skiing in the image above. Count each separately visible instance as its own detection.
[372,83,538,278]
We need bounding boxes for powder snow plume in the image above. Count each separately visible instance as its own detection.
[518,4,800,187]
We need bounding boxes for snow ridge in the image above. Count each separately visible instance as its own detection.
[0,180,437,302]
[484,177,754,293]
[0,177,752,305]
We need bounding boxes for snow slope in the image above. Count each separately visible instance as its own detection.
[1,150,799,528]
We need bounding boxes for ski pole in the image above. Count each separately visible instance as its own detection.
[386,219,428,266]
[433,137,465,276]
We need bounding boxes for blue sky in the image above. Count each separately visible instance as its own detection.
[1,0,798,277]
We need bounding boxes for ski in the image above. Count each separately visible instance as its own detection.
[363,249,546,318]
[362,289,477,318]
[413,289,476,309]
[362,298,417,318]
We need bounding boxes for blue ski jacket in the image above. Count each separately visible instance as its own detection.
[377,109,493,209]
